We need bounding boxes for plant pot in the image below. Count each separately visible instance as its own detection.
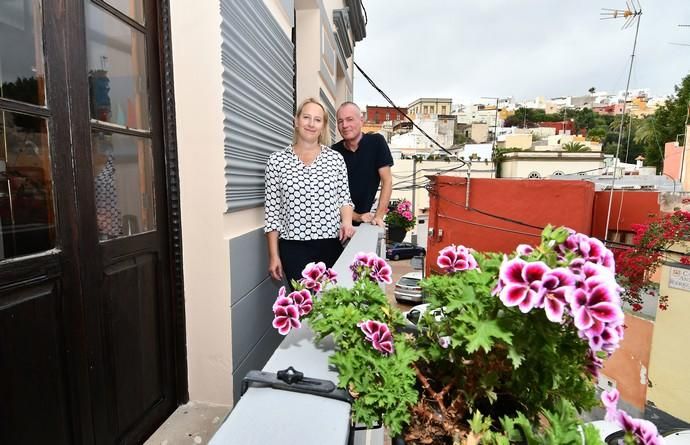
[387,226,406,243]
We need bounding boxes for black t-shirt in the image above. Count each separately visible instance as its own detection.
[332,133,394,215]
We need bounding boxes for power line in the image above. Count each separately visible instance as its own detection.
[353,61,464,164]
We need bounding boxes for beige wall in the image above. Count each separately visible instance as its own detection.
[504,133,532,149]
[170,0,233,404]
[471,123,488,143]
[647,253,690,422]
[391,159,494,217]
[296,1,353,111]
[500,154,604,178]
[170,0,356,406]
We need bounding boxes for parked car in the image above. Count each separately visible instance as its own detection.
[588,420,690,445]
[402,303,444,328]
[663,429,690,444]
[386,242,425,261]
[394,271,424,304]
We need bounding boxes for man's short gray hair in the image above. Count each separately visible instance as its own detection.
[337,101,361,114]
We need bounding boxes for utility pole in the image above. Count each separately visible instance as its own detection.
[680,100,690,184]
[481,96,501,178]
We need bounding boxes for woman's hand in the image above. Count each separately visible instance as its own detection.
[268,255,283,281]
[339,222,355,242]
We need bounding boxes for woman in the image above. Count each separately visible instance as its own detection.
[264,98,355,287]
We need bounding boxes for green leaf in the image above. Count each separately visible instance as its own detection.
[507,346,524,368]
[464,319,513,354]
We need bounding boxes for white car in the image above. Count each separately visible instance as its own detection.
[394,271,424,304]
[588,420,690,444]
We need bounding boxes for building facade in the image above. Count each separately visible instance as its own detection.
[0,0,366,442]
[407,97,452,120]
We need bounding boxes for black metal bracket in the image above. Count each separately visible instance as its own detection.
[241,367,353,404]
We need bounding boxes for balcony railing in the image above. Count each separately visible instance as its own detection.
[209,224,385,445]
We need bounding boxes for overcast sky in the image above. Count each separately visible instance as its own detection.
[352,0,690,108]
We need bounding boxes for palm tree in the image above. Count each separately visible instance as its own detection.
[633,117,660,145]
[562,142,591,152]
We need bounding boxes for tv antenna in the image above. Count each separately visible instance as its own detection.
[601,0,643,240]
[600,0,642,29]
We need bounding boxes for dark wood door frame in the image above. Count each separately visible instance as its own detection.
[0,0,188,442]
[60,0,189,441]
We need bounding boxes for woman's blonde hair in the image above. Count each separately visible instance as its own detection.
[293,97,331,146]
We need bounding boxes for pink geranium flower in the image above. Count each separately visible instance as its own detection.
[560,233,615,273]
[437,245,478,273]
[538,267,576,323]
[350,252,392,284]
[300,261,326,291]
[272,304,301,335]
[289,289,313,316]
[497,258,549,313]
[369,256,393,284]
[358,320,394,355]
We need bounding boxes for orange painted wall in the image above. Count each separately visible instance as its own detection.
[426,177,656,411]
[602,314,654,411]
[591,190,660,239]
[426,177,595,273]
[663,141,683,180]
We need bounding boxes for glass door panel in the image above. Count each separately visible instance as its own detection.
[104,0,145,25]
[91,129,155,240]
[85,2,149,130]
[0,110,54,259]
[0,0,46,106]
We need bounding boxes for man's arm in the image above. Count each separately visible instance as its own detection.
[372,165,392,226]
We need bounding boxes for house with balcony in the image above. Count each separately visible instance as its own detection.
[0,0,369,443]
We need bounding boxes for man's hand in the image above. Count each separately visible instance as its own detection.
[360,212,374,224]
[339,222,355,241]
[371,215,385,227]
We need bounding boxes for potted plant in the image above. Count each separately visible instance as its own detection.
[385,199,415,243]
[270,226,663,444]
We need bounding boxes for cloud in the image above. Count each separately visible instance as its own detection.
[353,0,690,107]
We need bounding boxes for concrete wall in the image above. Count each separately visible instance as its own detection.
[170,0,234,404]
[663,127,690,191]
[647,257,690,422]
[471,123,488,143]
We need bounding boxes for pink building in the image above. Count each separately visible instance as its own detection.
[662,126,690,191]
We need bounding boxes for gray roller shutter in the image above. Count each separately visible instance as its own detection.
[221,0,295,212]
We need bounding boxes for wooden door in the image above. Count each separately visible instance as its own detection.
[0,0,182,443]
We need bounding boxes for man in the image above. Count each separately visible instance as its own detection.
[332,102,393,226]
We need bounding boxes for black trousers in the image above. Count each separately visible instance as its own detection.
[279,238,343,289]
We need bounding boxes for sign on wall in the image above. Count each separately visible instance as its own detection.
[668,266,690,292]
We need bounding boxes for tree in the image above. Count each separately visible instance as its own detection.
[562,142,590,152]
[639,74,690,170]
[573,108,597,132]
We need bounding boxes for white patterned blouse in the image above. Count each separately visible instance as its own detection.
[264,145,352,240]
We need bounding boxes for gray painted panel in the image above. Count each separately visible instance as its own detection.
[231,277,279,368]
[229,228,275,305]
[280,0,294,27]
[231,328,283,403]
[221,0,295,212]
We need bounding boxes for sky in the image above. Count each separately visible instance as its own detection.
[352,0,690,108]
